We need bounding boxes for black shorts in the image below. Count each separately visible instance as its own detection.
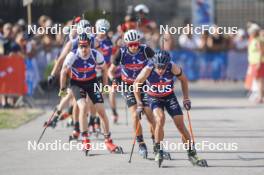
[123,84,149,108]
[70,79,104,104]
[149,93,183,117]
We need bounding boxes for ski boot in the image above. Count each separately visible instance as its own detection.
[139,143,148,159]
[82,138,91,156]
[153,144,171,160]
[188,149,208,167]
[155,150,164,168]
[105,138,123,154]
[94,117,101,138]
[69,130,80,142]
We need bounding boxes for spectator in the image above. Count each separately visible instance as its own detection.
[226,29,248,81]
[178,25,200,50]
[207,25,228,80]
[247,24,264,103]
[0,19,4,54]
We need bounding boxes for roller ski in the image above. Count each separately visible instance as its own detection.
[105,138,123,154]
[155,150,164,168]
[69,130,80,142]
[138,143,148,159]
[82,138,91,156]
[188,149,208,167]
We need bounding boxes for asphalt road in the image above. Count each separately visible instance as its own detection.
[0,81,264,175]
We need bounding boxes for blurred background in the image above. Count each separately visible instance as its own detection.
[0,0,264,110]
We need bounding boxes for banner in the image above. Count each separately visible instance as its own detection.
[0,55,27,95]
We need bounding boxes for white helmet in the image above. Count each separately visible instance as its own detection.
[123,29,141,43]
[77,19,91,33]
[95,19,110,32]
[134,4,149,14]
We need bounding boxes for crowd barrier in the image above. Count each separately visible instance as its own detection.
[0,49,248,97]
[170,50,230,81]
[0,55,27,96]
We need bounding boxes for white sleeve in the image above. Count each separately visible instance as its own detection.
[95,50,105,66]
[63,52,76,68]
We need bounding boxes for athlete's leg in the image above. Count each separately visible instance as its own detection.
[109,90,119,123]
[77,98,88,133]
[130,104,143,136]
[56,89,72,113]
[152,108,165,143]
[172,115,191,144]
[95,103,109,134]
[143,107,156,139]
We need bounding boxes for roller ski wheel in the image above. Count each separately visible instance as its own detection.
[105,139,124,154]
[82,139,91,156]
[139,143,148,159]
[69,130,80,142]
[155,150,164,168]
[188,150,208,167]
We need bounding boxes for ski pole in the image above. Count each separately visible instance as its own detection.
[128,114,141,163]
[124,96,128,126]
[186,110,195,146]
[37,107,57,144]
[121,92,128,125]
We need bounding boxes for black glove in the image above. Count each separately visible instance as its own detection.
[183,99,191,111]
[48,75,55,86]
[136,103,144,119]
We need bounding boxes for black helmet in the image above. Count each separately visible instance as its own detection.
[78,32,91,46]
[153,50,171,67]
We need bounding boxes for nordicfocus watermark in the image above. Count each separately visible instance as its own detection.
[160,24,238,35]
[27,140,106,151]
[94,82,173,94]
[161,140,238,152]
[27,24,107,35]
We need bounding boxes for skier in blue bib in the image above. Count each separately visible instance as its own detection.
[134,50,208,167]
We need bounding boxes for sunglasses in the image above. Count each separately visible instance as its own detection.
[127,42,140,47]
[156,64,167,70]
[79,45,89,49]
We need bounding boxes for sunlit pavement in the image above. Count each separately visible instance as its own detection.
[0,81,263,175]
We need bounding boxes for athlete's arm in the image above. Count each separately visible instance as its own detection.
[108,49,121,80]
[60,52,75,90]
[171,63,189,100]
[133,66,152,104]
[95,50,107,86]
[51,41,72,77]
